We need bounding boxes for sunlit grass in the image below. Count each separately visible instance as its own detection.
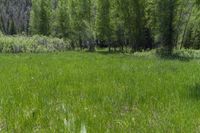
[0,52,199,132]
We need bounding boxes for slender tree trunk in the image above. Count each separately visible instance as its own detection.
[180,4,194,49]
[108,41,111,52]
[174,1,189,46]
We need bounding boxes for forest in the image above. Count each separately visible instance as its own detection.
[0,0,200,132]
[0,0,199,53]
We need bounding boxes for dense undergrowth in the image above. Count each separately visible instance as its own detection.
[0,34,71,53]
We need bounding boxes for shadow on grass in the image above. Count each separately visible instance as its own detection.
[156,48,200,61]
[157,53,192,62]
[156,50,192,62]
[189,83,200,100]
[96,50,126,55]
[97,50,194,61]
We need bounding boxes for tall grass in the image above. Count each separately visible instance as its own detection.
[0,52,199,132]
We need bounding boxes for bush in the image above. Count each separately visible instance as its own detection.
[0,34,71,53]
[173,49,200,59]
[155,48,200,60]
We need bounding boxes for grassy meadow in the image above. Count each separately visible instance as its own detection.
[0,52,200,132]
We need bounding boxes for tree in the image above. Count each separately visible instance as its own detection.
[8,19,16,35]
[157,0,179,53]
[96,0,111,51]
[0,16,5,33]
[29,0,50,35]
[29,0,40,34]
[27,0,200,51]
[39,0,50,35]
[132,0,146,51]
[56,0,70,38]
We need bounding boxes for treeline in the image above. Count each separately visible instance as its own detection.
[0,0,31,34]
[1,0,200,53]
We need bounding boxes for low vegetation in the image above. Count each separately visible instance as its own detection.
[0,33,200,57]
[0,0,199,132]
[0,34,71,53]
[0,52,199,132]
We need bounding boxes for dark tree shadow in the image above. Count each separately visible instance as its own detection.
[156,48,200,61]
[96,50,126,55]
[189,83,200,100]
[158,53,192,62]
[156,50,192,62]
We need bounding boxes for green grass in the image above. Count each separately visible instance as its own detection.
[0,52,200,132]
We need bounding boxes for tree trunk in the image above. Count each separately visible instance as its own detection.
[180,4,194,49]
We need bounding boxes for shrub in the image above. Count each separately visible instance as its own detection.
[0,34,71,53]
[173,49,200,59]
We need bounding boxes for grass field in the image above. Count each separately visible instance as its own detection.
[0,52,200,132]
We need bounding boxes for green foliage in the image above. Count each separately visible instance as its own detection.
[174,49,200,59]
[96,0,111,41]
[178,0,200,49]
[30,0,50,35]
[27,0,200,52]
[29,0,40,34]
[0,34,71,53]
[39,0,50,35]
[54,0,70,38]
[157,0,179,53]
